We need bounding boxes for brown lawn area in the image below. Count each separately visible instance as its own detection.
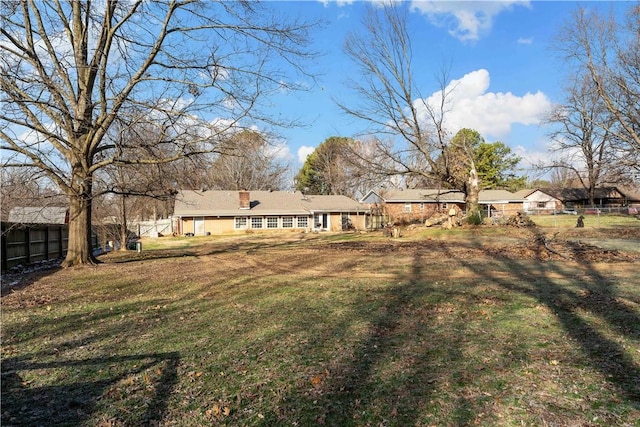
[2,225,639,426]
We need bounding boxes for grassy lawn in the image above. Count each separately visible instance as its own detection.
[531,213,640,229]
[2,229,639,426]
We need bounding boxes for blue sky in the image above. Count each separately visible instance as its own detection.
[265,0,630,176]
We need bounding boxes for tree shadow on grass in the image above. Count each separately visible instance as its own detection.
[103,237,311,265]
[506,261,640,403]
[256,251,470,426]
[463,231,640,406]
[251,232,639,425]
[1,352,180,426]
[1,260,62,298]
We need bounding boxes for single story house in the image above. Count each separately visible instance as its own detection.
[173,190,370,235]
[479,190,525,218]
[516,187,640,214]
[514,189,563,215]
[542,187,640,209]
[360,188,524,224]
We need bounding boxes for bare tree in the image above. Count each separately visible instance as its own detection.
[556,4,640,164]
[207,130,289,191]
[1,1,317,266]
[543,73,620,205]
[1,168,66,221]
[337,3,480,216]
[93,119,181,249]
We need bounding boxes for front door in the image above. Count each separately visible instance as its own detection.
[314,213,329,230]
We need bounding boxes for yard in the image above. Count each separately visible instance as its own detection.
[2,220,640,426]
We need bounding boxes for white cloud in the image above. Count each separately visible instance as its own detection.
[266,141,295,162]
[517,37,533,45]
[319,0,355,7]
[418,68,551,140]
[514,143,551,170]
[410,1,530,42]
[297,145,315,163]
[320,0,406,9]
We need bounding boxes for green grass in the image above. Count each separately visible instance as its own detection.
[2,232,639,426]
[531,213,640,228]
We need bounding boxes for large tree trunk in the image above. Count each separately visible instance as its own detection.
[62,175,99,268]
[119,194,129,251]
[465,166,481,223]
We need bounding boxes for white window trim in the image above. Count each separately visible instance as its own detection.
[251,216,264,229]
[282,216,294,228]
[297,216,309,228]
[234,216,248,230]
[266,216,279,229]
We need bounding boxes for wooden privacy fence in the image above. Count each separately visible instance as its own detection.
[1,222,99,272]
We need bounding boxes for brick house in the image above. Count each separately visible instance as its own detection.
[361,188,524,224]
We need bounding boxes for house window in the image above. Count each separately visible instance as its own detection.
[282,216,293,228]
[537,202,546,208]
[297,216,308,228]
[266,217,278,229]
[251,217,263,229]
[419,202,425,210]
[404,203,412,213]
[235,217,248,229]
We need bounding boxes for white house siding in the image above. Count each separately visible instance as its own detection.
[523,190,561,214]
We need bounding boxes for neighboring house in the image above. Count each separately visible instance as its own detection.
[361,189,466,225]
[515,187,640,214]
[8,207,69,224]
[543,187,640,209]
[479,190,525,218]
[621,187,640,208]
[173,190,370,235]
[515,189,563,215]
[361,188,524,224]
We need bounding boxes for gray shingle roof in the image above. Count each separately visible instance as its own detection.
[301,194,369,212]
[379,189,467,202]
[478,190,523,202]
[376,188,522,203]
[173,190,367,216]
[8,207,69,224]
[542,187,638,201]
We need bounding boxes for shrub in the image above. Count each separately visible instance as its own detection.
[466,210,484,226]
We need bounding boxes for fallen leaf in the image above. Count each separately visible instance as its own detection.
[311,374,323,388]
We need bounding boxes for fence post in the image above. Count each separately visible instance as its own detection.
[1,223,7,272]
[25,225,31,265]
[44,226,50,260]
[58,226,63,258]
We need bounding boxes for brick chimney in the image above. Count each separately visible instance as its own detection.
[239,190,250,209]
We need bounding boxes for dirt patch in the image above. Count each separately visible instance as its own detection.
[316,231,638,263]
[484,234,637,262]
[2,228,637,301]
